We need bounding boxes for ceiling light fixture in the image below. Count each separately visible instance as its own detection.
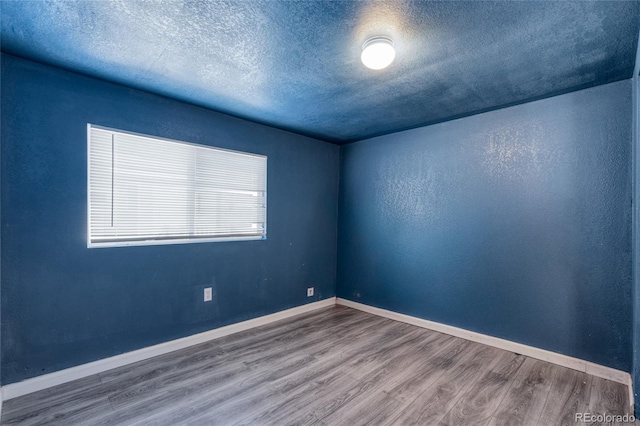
[361,36,395,70]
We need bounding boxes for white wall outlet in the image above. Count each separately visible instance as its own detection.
[204,287,213,302]
[307,287,314,297]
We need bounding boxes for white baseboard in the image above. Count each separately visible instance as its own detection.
[336,298,635,412]
[1,297,336,401]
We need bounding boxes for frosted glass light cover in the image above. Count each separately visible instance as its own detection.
[361,37,395,70]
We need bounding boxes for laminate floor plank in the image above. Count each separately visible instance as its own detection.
[318,389,405,426]
[99,306,358,385]
[2,306,633,426]
[307,336,464,424]
[229,325,445,425]
[488,357,558,426]
[380,337,474,404]
[134,319,412,425]
[307,318,439,367]
[105,308,383,414]
[131,354,322,426]
[231,368,359,426]
[437,351,526,425]
[3,397,113,426]
[337,326,432,379]
[538,366,593,426]
[2,375,105,419]
[120,313,390,425]
[300,358,397,423]
[107,352,318,426]
[239,329,455,426]
[319,338,478,426]
[239,313,392,370]
[587,376,631,426]
[2,376,114,426]
[79,309,366,425]
[382,343,503,426]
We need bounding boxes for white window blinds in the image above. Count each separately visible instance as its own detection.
[88,125,266,247]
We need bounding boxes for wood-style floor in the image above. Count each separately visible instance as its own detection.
[2,306,633,425]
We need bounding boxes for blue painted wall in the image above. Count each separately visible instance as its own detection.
[0,54,339,385]
[633,66,640,417]
[338,80,633,371]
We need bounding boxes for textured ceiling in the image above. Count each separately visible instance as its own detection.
[1,1,638,143]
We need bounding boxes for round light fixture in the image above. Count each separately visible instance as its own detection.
[361,36,395,70]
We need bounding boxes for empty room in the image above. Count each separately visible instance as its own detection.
[1,1,640,425]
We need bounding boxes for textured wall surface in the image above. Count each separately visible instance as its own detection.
[338,80,633,371]
[2,1,638,142]
[0,54,339,385]
[634,71,639,417]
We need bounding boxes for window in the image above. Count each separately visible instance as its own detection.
[88,125,266,247]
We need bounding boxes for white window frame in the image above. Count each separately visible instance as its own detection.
[87,124,267,248]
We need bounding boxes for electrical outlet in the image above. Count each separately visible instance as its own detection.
[204,287,212,302]
[307,287,314,297]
